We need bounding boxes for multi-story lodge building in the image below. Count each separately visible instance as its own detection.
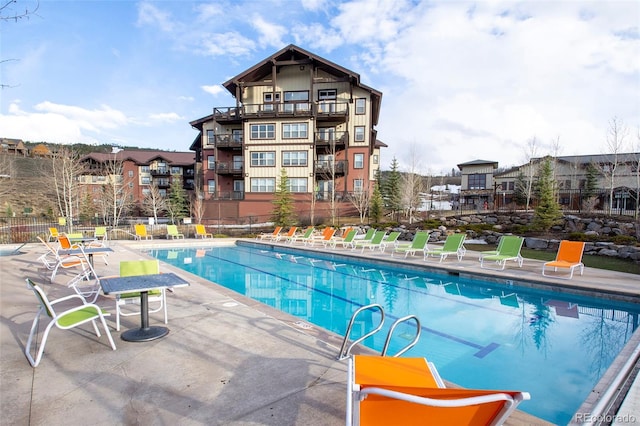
[80,150,196,216]
[189,44,383,221]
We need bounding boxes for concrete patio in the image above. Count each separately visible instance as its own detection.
[1,238,638,425]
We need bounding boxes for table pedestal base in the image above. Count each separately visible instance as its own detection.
[121,326,169,342]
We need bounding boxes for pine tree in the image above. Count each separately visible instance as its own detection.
[271,168,295,226]
[584,163,599,198]
[167,179,189,224]
[383,157,402,221]
[369,183,383,223]
[533,158,563,232]
[513,172,528,206]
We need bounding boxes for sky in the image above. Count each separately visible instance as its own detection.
[1,0,638,174]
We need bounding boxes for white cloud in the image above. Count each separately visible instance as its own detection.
[201,85,225,96]
[148,112,183,123]
[0,101,127,144]
[251,15,287,49]
[137,2,176,33]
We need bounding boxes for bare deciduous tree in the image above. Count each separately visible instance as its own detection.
[141,182,166,224]
[191,186,205,224]
[0,154,15,200]
[522,136,539,211]
[400,153,425,224]
[51,147,86,231]
[99,154,134,227]
[347,172,370,224]
[599,117,629,213]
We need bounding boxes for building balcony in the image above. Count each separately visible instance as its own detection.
[315,131,348,151]
[213,101,349,123]
[208,191,245,200]
[206,134,243,150]
[315,102,348,121]
[150,168,169,176]
[215,161,243,175]
[314,160,346,176]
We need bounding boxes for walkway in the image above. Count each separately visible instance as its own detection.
[1,238,638,425]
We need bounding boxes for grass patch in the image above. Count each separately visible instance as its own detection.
[465,244,640,275]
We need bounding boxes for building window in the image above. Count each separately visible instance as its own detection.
[373,154,379,165]
[206,129,214,145]
[354,126,365,142]
[250,152,275,167]
[141,176,151,185]
[282,123,308,139]
[263,92,280,111]
[283,91,310,113]
[208,180,216,195]
[318,89,336,100]
[142,188,150,196]
[353,179,364,194]
[468,174,486,190]
[232,129,243,143]
[251,178,275,192]
[128,182,133,188]
[128,170,134,177]
[354,153,364,169]
[508,181,515,190]
[171,166,181,175]
[283,151,308,166]
[287,178,308,193]
[141,165,150,173]
[355,98,366,115]
[250,124,275,139]
[564,180,572,189]
[207,155,215,170]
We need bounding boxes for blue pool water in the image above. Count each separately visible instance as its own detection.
[147,243,640,425]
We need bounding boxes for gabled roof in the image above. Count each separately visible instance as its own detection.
[532,153,640,166]
[222,44,382,125]
[81,150,195,166]
[457,159,499,169]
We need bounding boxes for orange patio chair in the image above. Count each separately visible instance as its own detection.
[542,240,586,279]
[257,226,282,240]
[347,355,530,426]
[274,226,297,242]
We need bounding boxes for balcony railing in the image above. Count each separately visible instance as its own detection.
[314,160,347,175]
[206,134,243,149]
[215,161,243,175]
[207,191,245,200]
[212,101,349,123]
[150,168,169,176]
[315,131,348,149]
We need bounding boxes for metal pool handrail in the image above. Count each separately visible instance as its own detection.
[338,304,422,360]
[338,304,385,360]
[381,315,421,357]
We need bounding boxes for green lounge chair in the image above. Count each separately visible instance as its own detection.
[166,224,185,239]
[392,231,430,258]
[379,231,401,253]
[478,236,506,260]
[479,236,524,270]
[425,233,467,262]
[353,228,375,243]
[354,230,386,252]
[328,229,358,249]
[287,226,314,244]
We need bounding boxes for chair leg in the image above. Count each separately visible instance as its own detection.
[97,316,116,350]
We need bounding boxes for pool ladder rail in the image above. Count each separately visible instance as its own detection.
[337,303,421,360]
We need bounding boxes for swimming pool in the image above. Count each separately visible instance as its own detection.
[147,242,640,424]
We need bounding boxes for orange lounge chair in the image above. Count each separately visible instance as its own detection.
[274,226,297,242]
[306,227,336,247]
[542,240,586,279]
[347,355,530,426]
[257,226,282,240]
